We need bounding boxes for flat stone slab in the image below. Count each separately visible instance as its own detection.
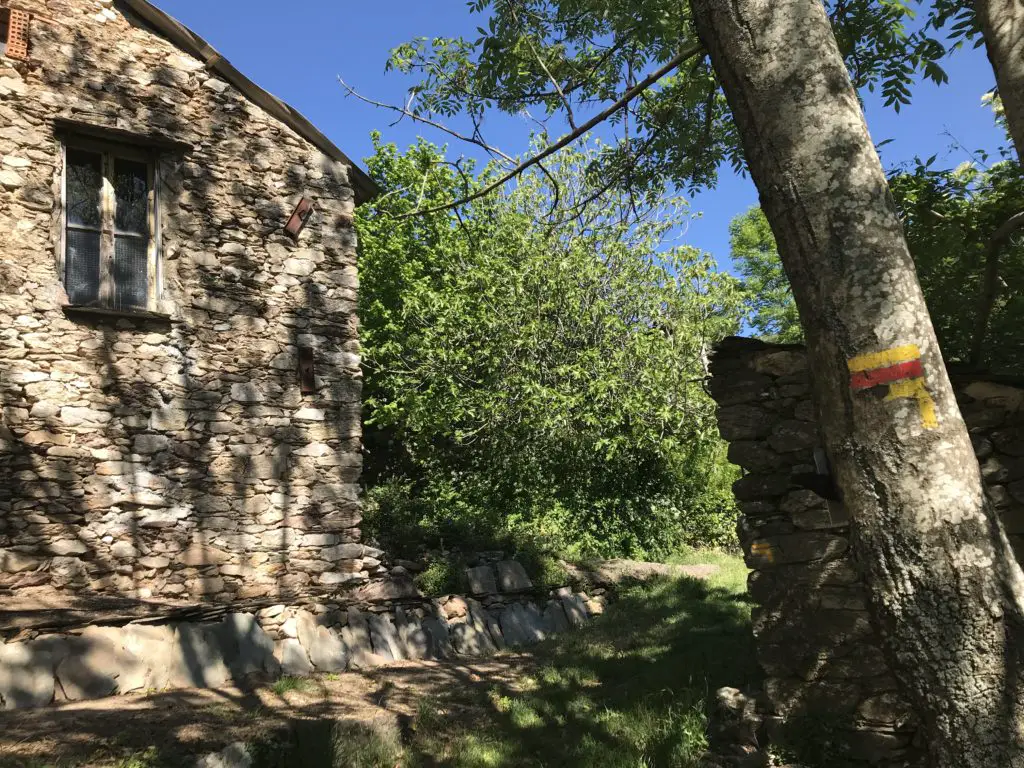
[496,561,532,592]
[466,565,497,595]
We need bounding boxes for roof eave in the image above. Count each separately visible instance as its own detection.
[118,0,379,205]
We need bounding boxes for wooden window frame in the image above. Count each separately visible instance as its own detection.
[59,138,162,314]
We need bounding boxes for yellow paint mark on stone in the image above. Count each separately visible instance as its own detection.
[750,542,775,563]
[885,377,939,429]
[847,344,921,373]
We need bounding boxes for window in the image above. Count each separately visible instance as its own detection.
[0,11,8,57]
[62,142,158,312]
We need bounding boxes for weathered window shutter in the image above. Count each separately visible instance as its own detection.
[5,9,30,61]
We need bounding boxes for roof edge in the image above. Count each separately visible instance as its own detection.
[119,0,379,205]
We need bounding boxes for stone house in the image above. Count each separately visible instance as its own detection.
[0,0,380,604]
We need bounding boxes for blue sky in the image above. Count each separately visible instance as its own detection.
[154,0,1007,271]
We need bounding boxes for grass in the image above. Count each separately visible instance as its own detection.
[394,549,757,767]
[270,676,315,697]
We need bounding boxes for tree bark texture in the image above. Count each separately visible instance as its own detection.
[689,2,1024,765]
[974,0,1024,160]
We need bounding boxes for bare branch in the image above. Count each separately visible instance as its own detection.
[968,209,1024,367]
[337,75,515,164]
[506,0,578,130]
[395,42,705,220]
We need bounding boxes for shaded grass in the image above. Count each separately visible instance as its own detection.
[400,551,757,767]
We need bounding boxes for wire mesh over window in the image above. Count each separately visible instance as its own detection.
[63,145,155,311]
[114,236,149,309]
[65,150,104,306]
[65,229,102,305]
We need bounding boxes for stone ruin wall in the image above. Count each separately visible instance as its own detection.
[708,337,1024,766]
[0,0,367,603]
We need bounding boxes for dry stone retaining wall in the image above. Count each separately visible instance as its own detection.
[0,557,607,710]
[0,0,367,602]
[708,337,1024,766]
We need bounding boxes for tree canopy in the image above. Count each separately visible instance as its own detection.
[356,135,743,562]
[728,155,1024,372]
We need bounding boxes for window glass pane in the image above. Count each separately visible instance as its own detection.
[113,236,148,309]
[65,229,101,305]
[66,150,102,228]
[114,158,149,235]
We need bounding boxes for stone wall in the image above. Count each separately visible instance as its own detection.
[0,557,607,709]
[708,337,1024,766]
[0,0,367,603]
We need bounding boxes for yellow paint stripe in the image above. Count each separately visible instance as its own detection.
[885,377,939,430]
[847,344,921,373]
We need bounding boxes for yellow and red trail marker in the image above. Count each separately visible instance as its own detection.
[847,344,938,429]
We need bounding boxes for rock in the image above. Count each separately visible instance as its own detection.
[394,608,430,660]
[122,624,175,690]
[220,613,278,678]
[133,434,170,454]
[0,640,55,709]
[745,533,848,568]
[55,627,145,700]
[230,383,264,404]
[0,549,42,573]
[717,405,772,441]
[544,601,571,633]
[367,614,404,661]
[466,565,497,595]
[341,609,377,669]
[168,624,231,689]
[195,742,253,768]
[48,539,89,556]
[732,473,790,501]
[353,577,421,602]
[305,626,348,672]
[322,543,364,560]
[767,420,817,453]
[179,544,231,566]
[561,594,588,627]
[499,603,547,647]
[706,687,762,758]
[496,561,532,592]
[0,169,24,189]
[278,639,313,676]
[109,541,139,559]
[727,441,786,472]
[421,616,453,659]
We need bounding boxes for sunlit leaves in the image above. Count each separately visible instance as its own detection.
[356,137,743,558]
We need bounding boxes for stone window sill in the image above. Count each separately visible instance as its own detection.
[62,304,179,323]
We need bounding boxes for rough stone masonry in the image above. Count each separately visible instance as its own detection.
[708,336,1024,767]
[0,0,371,603]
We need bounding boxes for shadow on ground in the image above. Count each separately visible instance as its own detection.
[0,568,758,768]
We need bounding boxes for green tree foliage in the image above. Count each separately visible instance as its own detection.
[383,0,963,197]
[356,135,744,560]
[729,159,1024,372]
[729,207,803,343]
[890,158,1024,371]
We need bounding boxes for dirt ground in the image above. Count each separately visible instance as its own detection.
[0,560,722,767]
[0,655,537,767]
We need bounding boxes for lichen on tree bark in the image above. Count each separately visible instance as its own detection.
[689,0,1024,764]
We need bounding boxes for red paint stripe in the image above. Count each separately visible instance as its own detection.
[850,359,923,390]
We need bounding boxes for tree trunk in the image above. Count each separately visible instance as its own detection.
[689,1,1024,765]
[974,0,1024,160]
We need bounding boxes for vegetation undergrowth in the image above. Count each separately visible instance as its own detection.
[401,552,755,767]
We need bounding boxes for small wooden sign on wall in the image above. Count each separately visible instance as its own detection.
[285,198,315,239]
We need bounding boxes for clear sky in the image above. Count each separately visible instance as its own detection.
[153,0,1007,271]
